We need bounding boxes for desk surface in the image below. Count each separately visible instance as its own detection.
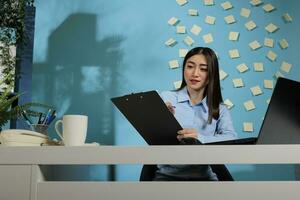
[1,145,300,165]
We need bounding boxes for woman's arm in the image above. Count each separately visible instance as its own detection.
[198,105,237,143]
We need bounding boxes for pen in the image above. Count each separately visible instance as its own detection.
[37,113,43,124]
[43,109,52,124]
[22,110,33,125]
[46,112,56,125]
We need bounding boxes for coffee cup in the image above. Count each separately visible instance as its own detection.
[55,115,88,146]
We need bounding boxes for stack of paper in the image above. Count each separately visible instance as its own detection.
[0,129,49,146]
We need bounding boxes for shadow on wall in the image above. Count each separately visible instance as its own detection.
[33,13,125,181]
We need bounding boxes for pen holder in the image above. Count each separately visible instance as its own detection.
[29,124,49,135]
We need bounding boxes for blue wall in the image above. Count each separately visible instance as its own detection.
[32,0,299,181]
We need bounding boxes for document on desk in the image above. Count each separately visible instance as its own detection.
[111,91,182,145]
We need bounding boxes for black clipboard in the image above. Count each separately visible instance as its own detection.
[111,91,182,145]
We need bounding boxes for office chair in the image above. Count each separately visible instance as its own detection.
[140,138,234,181]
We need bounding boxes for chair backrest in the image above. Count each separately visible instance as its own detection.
[140,139,234,181]
[140,164,234,181]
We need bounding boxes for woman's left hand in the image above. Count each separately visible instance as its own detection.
[177,128,198,141]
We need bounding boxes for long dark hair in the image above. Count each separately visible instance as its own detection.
[178,47,223,123]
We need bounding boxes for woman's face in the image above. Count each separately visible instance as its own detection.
[184,54,209,92]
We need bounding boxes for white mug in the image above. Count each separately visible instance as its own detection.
[55,115,88,146]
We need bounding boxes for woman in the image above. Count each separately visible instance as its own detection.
[154,47,237,181]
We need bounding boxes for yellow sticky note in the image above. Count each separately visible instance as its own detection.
[282,13,293,23]
[188,9,198,16]
[224,15,236,24]
[205,15,216,25]
[221,1,233,10]
[224,99,234,109]
[176,0,188,6]
[274,71,284,79]
[232,78,244,88]
[168,17,179,26]
[243,122,253,132]
[229,31,239,41]
[169,60,180,69]
[237,63,248,73]
[177,26,186,34]
[264,37,274,48]
[203,33,213,43]
[279,38,289,49]
[264,80,273,89]
[281,61,292,73]
[219,69,228,80]
[184,36,194,46]
[249,40,261,50]
[245,20,257,31]
[244,100,255,111]
[263,3,275,12]
[266,50,277,62]
[229,49,240,59]
[204,0,214,6]
[253,62,264,72]
[173,80,182,89]
[265,23,278,33]
[249,0,262,6]
[179,49,188,58]
[165,38,177,46]
[250,86,263,96]
[240,8,251,18]
[190,24,202,35]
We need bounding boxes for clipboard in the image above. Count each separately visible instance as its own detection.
[111,91,182,145]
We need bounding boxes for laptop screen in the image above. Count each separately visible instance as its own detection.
[257,78,300,144]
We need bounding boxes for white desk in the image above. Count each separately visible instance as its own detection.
[0,145,300,200]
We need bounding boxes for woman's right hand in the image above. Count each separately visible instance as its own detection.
[165,102,175,115]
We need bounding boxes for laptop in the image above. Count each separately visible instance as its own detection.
[111,78,300,145]
[205,77,300,145]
